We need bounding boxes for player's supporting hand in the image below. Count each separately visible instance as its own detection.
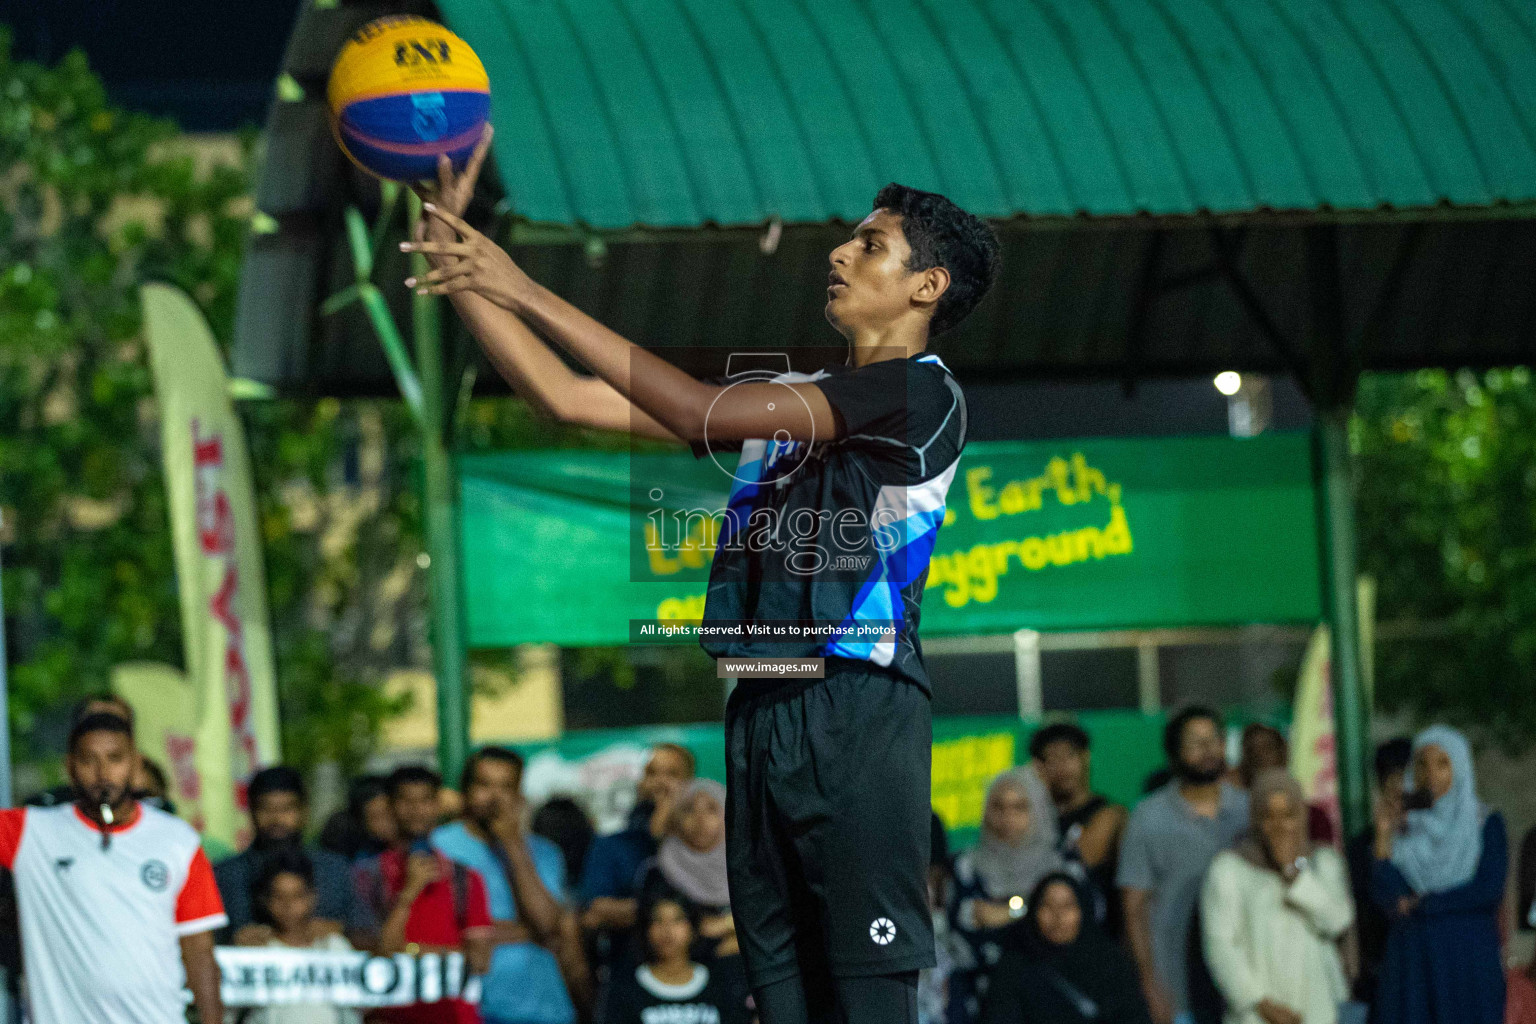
[401,204,535,310]
[415,124,493,220]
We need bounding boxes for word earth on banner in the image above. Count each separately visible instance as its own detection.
[212,948,480,1007]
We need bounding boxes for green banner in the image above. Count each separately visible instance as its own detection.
[461,434,1320,648]
[503,712,1167,849]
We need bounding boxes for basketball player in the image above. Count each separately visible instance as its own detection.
[0,713,226,1024]
[405,132,999,1022]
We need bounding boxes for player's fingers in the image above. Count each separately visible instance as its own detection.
[407,260,475,288]
[465,125,494,183]
[400,239,474,256]
[421,202,477,239]
[437,152,453,196]
[423,276,474,296]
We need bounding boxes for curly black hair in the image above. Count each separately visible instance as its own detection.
[872,183,1001,337]
[1029,722,1091,760]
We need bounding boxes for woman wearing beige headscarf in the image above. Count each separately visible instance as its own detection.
[947,766,1065,1022]
[1201,769,1354,1024]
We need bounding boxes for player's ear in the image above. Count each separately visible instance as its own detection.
[912,265,950,306]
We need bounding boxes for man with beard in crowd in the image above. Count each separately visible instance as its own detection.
[215,766,369,945]
[1118,707,1249,1024]
[579,743,696,968]
[0,713,225,1024]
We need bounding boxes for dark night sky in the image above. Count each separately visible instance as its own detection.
[0,0,304,129]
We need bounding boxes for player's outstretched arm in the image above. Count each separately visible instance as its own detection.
[406,205,842,445]
[410,136,677,440]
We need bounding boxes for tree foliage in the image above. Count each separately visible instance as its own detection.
[0,37,413,774]
[0,37,242,756]
[1355,367,1536,751]
[0,39,723,780]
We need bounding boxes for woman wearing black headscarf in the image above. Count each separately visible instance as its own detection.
[979,872,1151,1024]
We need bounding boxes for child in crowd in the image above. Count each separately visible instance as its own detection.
[602,893,750,1024]
[241,849,362,1024]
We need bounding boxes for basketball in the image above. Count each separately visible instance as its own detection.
[327,15,490,182]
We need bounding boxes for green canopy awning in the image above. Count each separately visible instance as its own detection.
[235,0,1536,392]
[437,0,1536,229]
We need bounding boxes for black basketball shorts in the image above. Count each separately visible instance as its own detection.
[724,662,936,989]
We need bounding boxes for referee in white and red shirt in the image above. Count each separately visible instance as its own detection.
[0,712,226,1023]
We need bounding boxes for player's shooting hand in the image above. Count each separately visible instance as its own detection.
[400,204,534,311]
[413,124,493,222]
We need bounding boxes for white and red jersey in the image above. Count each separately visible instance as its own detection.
[0,801,227,1024]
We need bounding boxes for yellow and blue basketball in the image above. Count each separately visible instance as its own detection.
[327,16,490,182]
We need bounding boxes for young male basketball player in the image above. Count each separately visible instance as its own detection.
[405,131,999,1022]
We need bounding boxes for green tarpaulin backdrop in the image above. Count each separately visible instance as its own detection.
[461,434,1321,648]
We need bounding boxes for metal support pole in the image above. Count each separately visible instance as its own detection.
[1136,640,1161,716]
[1314,411,1370,838]
[1306,223,1369,838]
[409,192,471,783]
[1013,629,1043,719]
[0,513,11,809]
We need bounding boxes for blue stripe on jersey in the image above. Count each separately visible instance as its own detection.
[881,505,947,585]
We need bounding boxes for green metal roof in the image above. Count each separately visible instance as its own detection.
[436,0,1536,229]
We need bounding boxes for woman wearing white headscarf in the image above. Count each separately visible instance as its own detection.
[947,767,1066,1022]
[1201,769,1353,1024]
[1372,725,1505,1024]
[636,779,739,960]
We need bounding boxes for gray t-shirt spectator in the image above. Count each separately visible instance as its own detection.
[1116,781,1248,1014]
[214,845,368,943]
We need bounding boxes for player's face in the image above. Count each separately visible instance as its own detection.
[67,730,139,813]
[1414,744,1455,803]
[252,790,307,845]
[1036,741,1088,803]
[465,758,520,827]
[678,791,725,853]
[1175,717,1226,784]
[646,900,693,963]
[1034,880,1082,946]
[638,747,693,805]
[264,872,317,934]
[984,784,1032,844]
[391,782,441,843]
[824,210,922,338]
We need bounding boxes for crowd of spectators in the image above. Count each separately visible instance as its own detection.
[0,696,1528,1024]
[925,709,1515,1024]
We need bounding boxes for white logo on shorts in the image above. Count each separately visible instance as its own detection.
[869,918,897,945]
